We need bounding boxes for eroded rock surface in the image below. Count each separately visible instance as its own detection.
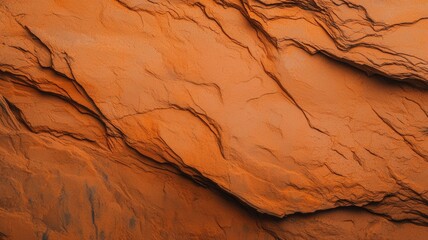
[0,0,427,239]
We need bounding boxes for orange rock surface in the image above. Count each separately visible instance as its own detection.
[0,0,427,239]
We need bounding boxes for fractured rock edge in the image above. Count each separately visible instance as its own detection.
[0,0,427,236]
[0,98,427,239]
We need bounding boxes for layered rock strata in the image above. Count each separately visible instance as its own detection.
[0,0,427,239]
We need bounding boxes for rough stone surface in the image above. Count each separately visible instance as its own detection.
[0,0,427,239]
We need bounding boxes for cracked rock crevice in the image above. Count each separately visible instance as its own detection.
[0,0,427,239]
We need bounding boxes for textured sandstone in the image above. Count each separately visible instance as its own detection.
[0,0,427,239]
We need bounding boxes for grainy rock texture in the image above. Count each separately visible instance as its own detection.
[0,0,427,239]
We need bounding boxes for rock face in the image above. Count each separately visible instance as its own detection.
[0,0,427,239]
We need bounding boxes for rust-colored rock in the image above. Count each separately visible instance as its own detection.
[0,0,427,239]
